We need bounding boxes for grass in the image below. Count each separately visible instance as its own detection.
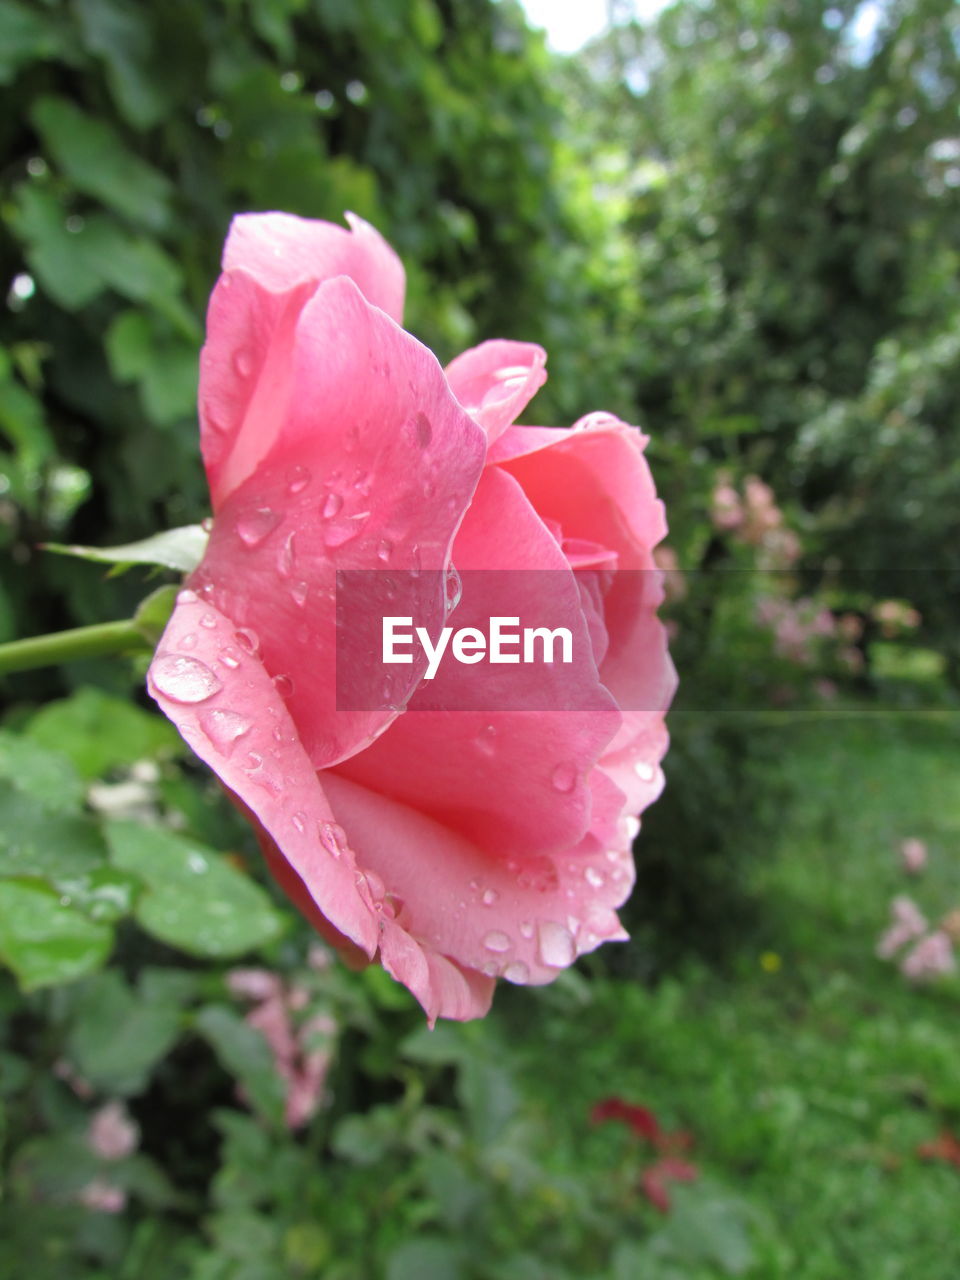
[509,713,960,1279]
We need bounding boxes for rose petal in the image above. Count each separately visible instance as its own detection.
[320,764,633,995]
[147,591,379,957]
[191,277,486,767]
[445,340,547,443]
[223,210,404,320]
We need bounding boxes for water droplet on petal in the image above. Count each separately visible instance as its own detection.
[551,762,577,794]
[444,565,462,612]
[152,654,222,703]
[177,588,199,605]
[605,849,620,863]
[187,852,208,874]
[274,673,294,698]
[481,888,499,906]
[218,647,241,669]
[179,632,197,650]
[504,960,530,984]
[585,867,605,888]
[322,492,343,519]
[469,878,480,892]
[634,760,655,782]
[286,465,310,495]
[235,627,259,655]
[377,538,393,563]
[200,613,217,629]
[538,921,576,968]
[233,348,254,378]
[520,921,534,939]
[290,581,309,607]
[277,532,296,577]
[475,724,497,757]
[482,960,500,977]
[236,507,281,547]
[292,811,307,833]
[407,411,432,449]
[199,708,252,755]
[483,930,511,953]
[319,821,347,857]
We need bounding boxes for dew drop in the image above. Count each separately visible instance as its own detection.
[520,921,534,939]
[179,632,197,650]
[551,762,577,794]
[290,581,309,607]
[277,532,296,577]
[199,708,252,755]
[468,878,480,892]
[177,588,199,605]
[218,647,241,669]
[245,752,263,770]
[412,411,432,448]
[286,465,310,494]
[538,920,576,968]
[481,888,499,906]
[475,724,497,757]
[274,673,294,698]
[585,866,605,888]
[322,492,343,519]
[634,760,655,782]
[236,507,281,547]
[233,348,254,378]
[444,565,462,612]
[200,613,217,629]
[483,930,511,953]
[319,821,347,857]
[292,812,307,833]
[152,654,222,704]
[504,960,530,984]
[377,538,393,563]
[482,960,500,977]
[187,852,208,874]
[605,848,620,863]
[235,627,259,655]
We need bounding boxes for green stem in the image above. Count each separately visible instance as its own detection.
[0,619,150,676]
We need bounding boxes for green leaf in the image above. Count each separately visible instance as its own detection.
[0,0,66,85]
[0,729,85,814]
[67,968,194,1094]
[9,185,107,310]
[0,779,107,882]
[0,879,112,990]
[194,1005,286,1127]
[26,688,181,779]
[55,865,141,924]
[45,525,208,574]
[386,1239,466,1280]
[75,0,170,129]
[30,96,174,231]
[106,821,286,958]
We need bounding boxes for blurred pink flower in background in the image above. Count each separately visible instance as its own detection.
[876,895,928,959]
[74,1101,140,1214]
[710,476,743,531]
[87,1101,139,1161]
[228,966,336,1129]
[899,838,928,875]
[901,930,955,983]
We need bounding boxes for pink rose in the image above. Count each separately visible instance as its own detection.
[148,212,675,1024]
